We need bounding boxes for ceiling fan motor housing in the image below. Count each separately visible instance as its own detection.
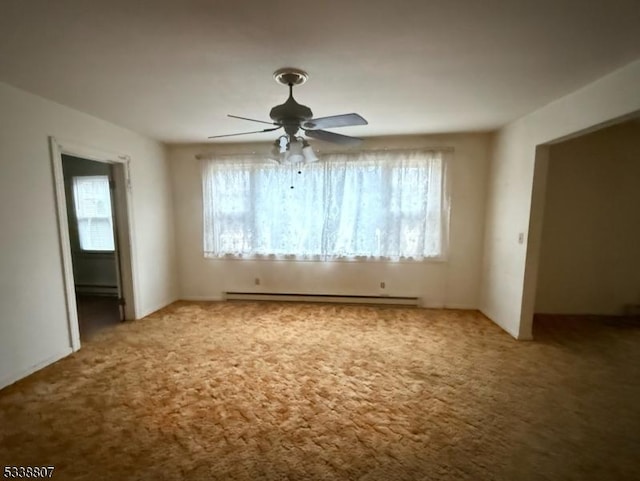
[270,99,313,135]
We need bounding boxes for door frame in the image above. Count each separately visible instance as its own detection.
[50,137,139,351]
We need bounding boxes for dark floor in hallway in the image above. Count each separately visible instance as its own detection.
[76,294,121,341]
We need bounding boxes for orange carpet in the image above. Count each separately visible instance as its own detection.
[1,302,639,480]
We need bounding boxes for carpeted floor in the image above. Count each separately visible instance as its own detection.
[1,302,639,480]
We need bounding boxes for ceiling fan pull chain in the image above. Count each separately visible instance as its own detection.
[290,163,295,189]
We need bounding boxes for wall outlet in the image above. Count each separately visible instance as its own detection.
[254,277,260,285]
[380,281,386,289]
[518,232,525,244]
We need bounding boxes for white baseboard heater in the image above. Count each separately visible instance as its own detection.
[75,284,119,296]
[224,292,421,306]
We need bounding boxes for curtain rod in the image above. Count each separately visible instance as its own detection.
[195,146,454,160]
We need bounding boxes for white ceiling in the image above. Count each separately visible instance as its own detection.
[1,0,639,144]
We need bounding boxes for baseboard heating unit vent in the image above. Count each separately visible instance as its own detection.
[224,292,420,306]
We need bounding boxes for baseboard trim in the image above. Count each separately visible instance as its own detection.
[443,303,478,310]
[420,300,444,309]
[0,347,73,391]
[179,296,225,302]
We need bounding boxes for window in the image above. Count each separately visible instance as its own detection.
[202,149,449,260]
[72,176,115,251]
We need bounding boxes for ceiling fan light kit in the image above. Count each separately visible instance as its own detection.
[302,141,319,163]
[209,68,368,163]
[268,135,319,164]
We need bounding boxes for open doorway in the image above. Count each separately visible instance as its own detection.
[532,118,640,330]
[51,138,137,350]
[62,155,122,340]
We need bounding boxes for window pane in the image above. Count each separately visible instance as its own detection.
[72,176,115,251]
[202,150,448,260]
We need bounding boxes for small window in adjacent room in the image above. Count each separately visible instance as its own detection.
[72,176,115,252]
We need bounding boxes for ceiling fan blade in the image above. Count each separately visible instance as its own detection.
[302,113,367,130]
[208,126,281,139]
[228,114,277,126]
[305,129,363,146]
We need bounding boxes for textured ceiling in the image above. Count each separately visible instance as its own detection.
[0,0,639,143]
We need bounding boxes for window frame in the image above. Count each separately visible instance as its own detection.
[70,175,116,254]
[201,149,451,263]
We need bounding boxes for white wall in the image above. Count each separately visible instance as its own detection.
[481,59,640,339]
[535,121,640,315]
[169,133,490,309]
[0,81,178,389]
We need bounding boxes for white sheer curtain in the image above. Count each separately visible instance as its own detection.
[202,149,448,260]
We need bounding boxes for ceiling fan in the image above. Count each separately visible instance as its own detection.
[208,68,368,149]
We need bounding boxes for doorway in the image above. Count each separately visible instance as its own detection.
[533,119,640,321]
[517,113,640,339]
[62,155,123,340]
[51,138,137,350]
